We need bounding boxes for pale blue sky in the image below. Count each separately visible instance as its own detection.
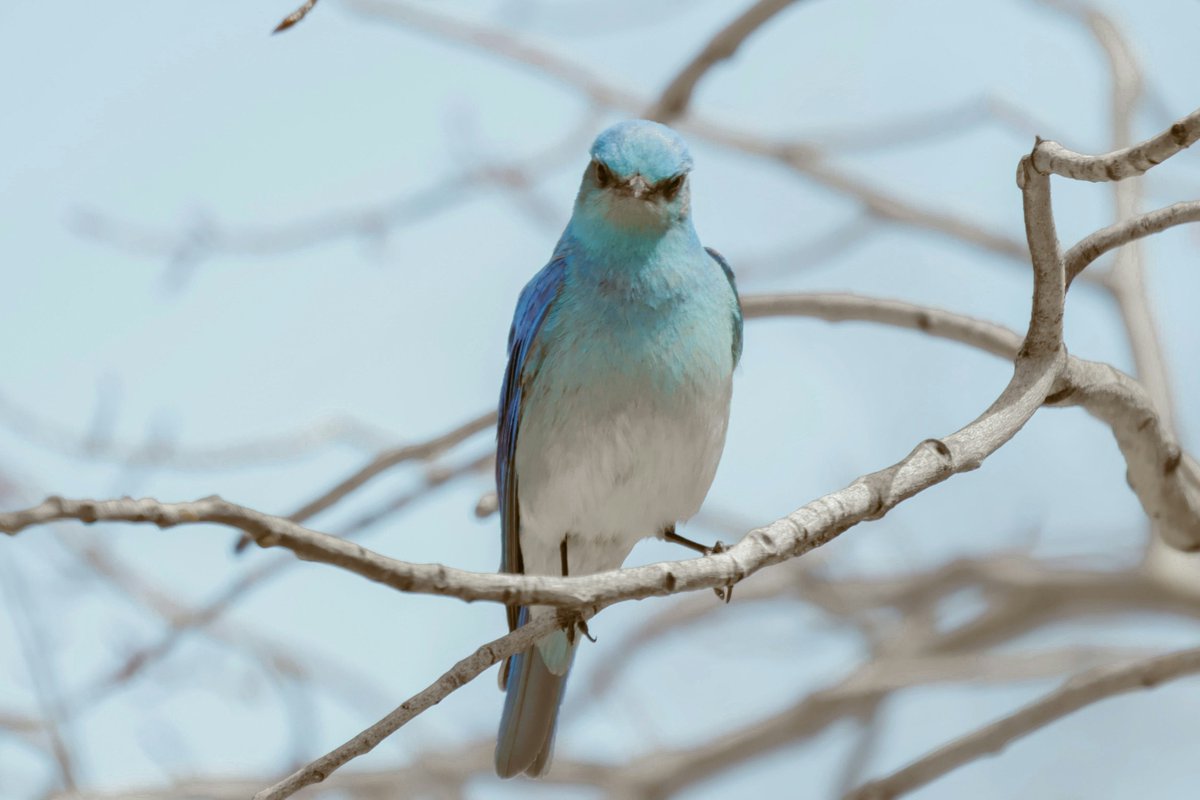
[2,1,1199,798]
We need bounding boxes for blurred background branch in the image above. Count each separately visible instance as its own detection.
[3,1,1200,798]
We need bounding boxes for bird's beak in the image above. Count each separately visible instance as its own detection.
[620,174,651,200]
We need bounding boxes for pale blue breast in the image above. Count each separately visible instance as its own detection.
[543,232,733,392]
[513,231,737,568]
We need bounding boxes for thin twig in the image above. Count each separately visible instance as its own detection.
[742,293,1021,359]
[1029,107,1200,183]
[284,412,493,526]
[90,448,492,704]
[590,647,1155,798]
[343,0,1028,264]
[1064,200,1200,285]
[7,286,1200,601]
[70,124,589,270]
[0,393,395,470]
[253,613,568,800]
[1037,0,1180,441]
[0,281,1069,612]
[647,0,806,122]
[0,558,77,790]
[274,0,319,34]
[848,646,1200,799]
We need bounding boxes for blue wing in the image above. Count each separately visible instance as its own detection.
[497,255,566,634]
[494,256,573,777]
[705,246,743,366]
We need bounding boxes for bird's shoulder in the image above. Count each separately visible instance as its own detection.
[508,255,567,353]
[704,246,744,366]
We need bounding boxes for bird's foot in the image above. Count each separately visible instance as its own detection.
[557,608,597,646]
[663,527,736,603]
[708,540,735,604]
[556,537,596,643]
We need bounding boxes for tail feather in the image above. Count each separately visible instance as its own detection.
[495,640,575,778]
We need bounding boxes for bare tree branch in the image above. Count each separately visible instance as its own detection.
[7,270,1197,605]
[21,412,496,712]
[583,646,1158,798]
[1054,357,1200,551]
[1036,0,1177,465]
[88,448,491,703]
[283,411,494,527]
[328,451,493,538]
[7,8,1200,793]
[0,249,1072,612]
[71,173,477,272]
[591,545,1200,707]
[343,0,1028,264]
[1030,107,1200,183]
[835,706,886,799]
[0,710,42,738]
[1064,200,1200,285]
[0,391,396,470]
[81,2,1035,278]
[69,123,589,272]
[274,0,320,34]
[734,214,878,283]
[0,558,77,791]
[894,556,1200,654]
[751,292,1200,544]
[345,0,638,108]
[742,293,1021,359]
[56,532,394,716]
[230,410,494,550]
[807,94,1063,154]
[647,0,806,122]
[32,641,1182,800]
[774,150,1030,260]
[1021,96,1200,547]
[253,613,566,800]
[848,646,1200,799]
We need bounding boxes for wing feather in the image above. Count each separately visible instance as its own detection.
[497,256,566,635]
[705,246,743,366]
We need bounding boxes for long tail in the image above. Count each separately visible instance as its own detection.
[495,621,575,778]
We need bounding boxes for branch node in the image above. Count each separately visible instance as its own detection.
[1016,154,1034,189]
[1043,385,1076,405]
[922,437,953,462]
[1163,445,1182,475]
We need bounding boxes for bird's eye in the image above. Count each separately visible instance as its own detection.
[660,174,686,200]
[594,161,613,187]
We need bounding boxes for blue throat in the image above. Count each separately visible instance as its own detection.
[561,205,700,282]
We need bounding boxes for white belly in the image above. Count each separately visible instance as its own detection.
[515,375,732,578]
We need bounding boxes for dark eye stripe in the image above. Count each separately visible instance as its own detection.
[660,174,686,200]
[594,161,613,187]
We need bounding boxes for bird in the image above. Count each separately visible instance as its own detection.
[494,119,743,778]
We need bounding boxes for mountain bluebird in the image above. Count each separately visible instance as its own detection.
[494,119,742,778]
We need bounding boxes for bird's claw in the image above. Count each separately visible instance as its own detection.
[576,618,597,643]
[705,540,736,603]
[662,528,736,603]
[559,610,597,645]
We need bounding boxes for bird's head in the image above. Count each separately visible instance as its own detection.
[575,120,694,231]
